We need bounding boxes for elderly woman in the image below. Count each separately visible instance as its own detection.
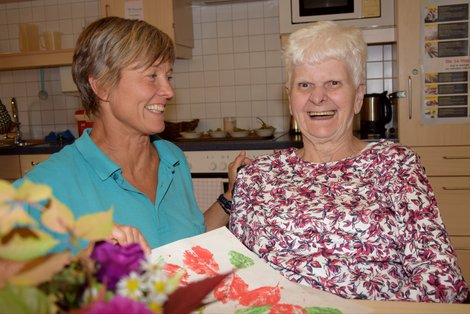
[228,21,468,302]
[13,17,234,254]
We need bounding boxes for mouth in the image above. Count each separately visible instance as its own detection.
[307,110,336,118]
[145,104,165,114]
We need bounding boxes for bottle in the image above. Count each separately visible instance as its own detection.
[289,115,300,134]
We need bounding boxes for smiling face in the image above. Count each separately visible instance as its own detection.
[287,58,365,145]
[97,60,174,136]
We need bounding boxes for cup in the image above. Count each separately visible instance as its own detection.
[19,23,40,52]
[41,31,62,50]
[223,117,237,132]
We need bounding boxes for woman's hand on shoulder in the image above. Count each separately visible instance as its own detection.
[227,151,251,197]
[108,223,151,254]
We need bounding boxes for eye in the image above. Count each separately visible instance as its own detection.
[297,82,311,89]
[326,80,341,89]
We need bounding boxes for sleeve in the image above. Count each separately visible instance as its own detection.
[391,148,468,303]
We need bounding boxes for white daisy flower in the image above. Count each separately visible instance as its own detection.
[116,271,144,300]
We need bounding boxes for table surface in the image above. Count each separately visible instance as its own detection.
[354,299,469,313]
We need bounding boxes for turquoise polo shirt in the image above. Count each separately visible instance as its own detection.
[14,129,205,252]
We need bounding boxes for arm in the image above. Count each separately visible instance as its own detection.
[394,151,468,302]
[204,151,250,231]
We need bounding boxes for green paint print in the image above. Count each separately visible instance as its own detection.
[229,250,255,269]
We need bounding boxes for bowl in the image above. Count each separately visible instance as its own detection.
[180,131,202,139]
[255,127,275,137]
[208,130,227,138]
[229,130,250,138]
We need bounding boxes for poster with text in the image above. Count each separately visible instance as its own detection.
[421,0,470,124]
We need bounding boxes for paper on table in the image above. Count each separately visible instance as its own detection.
[150,227,371,314]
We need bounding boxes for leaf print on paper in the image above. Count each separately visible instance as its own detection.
[213,272,249,304]
[234,306,271,314]
[238,285,282,307]
[163,263,189,285]
[183,245,219,276]
[304,306,343,314]
[229,250,255,269]
[268,303,307,314]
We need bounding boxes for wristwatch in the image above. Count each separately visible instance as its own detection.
[217,193,232,215]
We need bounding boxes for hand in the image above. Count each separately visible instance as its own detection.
[226,151,251,199]
[108,224,151,255]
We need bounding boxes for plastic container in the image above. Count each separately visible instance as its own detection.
[74,110,93,136]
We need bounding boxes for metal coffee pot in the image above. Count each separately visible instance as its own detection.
[360,91,392,139]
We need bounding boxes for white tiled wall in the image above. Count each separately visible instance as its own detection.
[0,0,395,139]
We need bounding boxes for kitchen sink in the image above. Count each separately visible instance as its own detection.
[0,138,46,148]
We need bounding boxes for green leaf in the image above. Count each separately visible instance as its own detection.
[0,227,58,261]
[0,180,16,203]
[10,251,70,286]
[229,250,255,269]
[15,180,52,203]
[41,196,75,234]
[0,285,50,314]
[0,207,37,236]
[74,209,114,241]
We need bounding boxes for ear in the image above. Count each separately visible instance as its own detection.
[89,77,109,102]
[354,83,366,115]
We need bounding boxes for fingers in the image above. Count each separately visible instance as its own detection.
[108,224,151,255]
[227,151,252,197]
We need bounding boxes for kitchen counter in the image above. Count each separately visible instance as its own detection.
[0,132,303,155]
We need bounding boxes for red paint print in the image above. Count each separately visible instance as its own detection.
[213,273,249,303]
[163,263,189,285]
[183,245,219,276]
[268,303,307,314]
[239,285,282,307]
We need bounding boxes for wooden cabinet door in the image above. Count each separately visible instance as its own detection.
[0,155,21,181]
[396,0,470,146]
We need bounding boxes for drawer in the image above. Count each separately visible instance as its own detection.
[0,155,21,181]
[429,177,470,236]
[20,154,50,177]
[413,146,470,176]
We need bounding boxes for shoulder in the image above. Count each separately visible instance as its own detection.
[153,137,185,157]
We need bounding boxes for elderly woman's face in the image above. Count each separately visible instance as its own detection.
[104,60,174,135]
[288,58,364,143]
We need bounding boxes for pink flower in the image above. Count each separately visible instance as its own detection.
[86,296,152,314]
[90,241,145,290]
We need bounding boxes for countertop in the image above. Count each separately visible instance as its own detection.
[0,132,304,155]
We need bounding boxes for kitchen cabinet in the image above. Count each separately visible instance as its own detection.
[396,0,470,281]
[0,49,73,71]
[100,0,193,59]
[0,155,21,181]
[19,154,50,177]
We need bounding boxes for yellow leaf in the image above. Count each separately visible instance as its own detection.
[74,209,114,241]
[15,180,52,203]
[0,258,26,288]
[41,196,75,234]
[0,180,16,203]
[10,251,71,286]
[0,206,37,236]
[0,227,59,261]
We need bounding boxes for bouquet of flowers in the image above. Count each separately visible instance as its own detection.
[0,179,227,314]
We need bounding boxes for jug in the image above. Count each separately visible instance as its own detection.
[360,91,392,139]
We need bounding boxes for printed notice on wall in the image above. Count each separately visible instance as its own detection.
[124,0,143,20]
[421,0,470,124]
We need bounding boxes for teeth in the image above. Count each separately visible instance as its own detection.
[308,111,335,117]
[146,104,165,113]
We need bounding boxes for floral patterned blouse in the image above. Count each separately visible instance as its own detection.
[229,140,468,303]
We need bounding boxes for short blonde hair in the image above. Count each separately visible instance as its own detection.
[282,21,367,88]
[72,17,175,116]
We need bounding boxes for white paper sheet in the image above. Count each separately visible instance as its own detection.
[151,227,371,314]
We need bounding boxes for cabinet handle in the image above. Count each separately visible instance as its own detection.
[105,4,110,17]
[442,187,470,190]
[408,76,412,119]
[442,156,470,160]
[31,161,40,166]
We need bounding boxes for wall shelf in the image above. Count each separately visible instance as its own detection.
[0,49,73,71]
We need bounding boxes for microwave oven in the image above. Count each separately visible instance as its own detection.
[280,0,395,42]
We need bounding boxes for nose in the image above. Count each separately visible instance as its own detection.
[308,86,327,105]
[158,79,174,99]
